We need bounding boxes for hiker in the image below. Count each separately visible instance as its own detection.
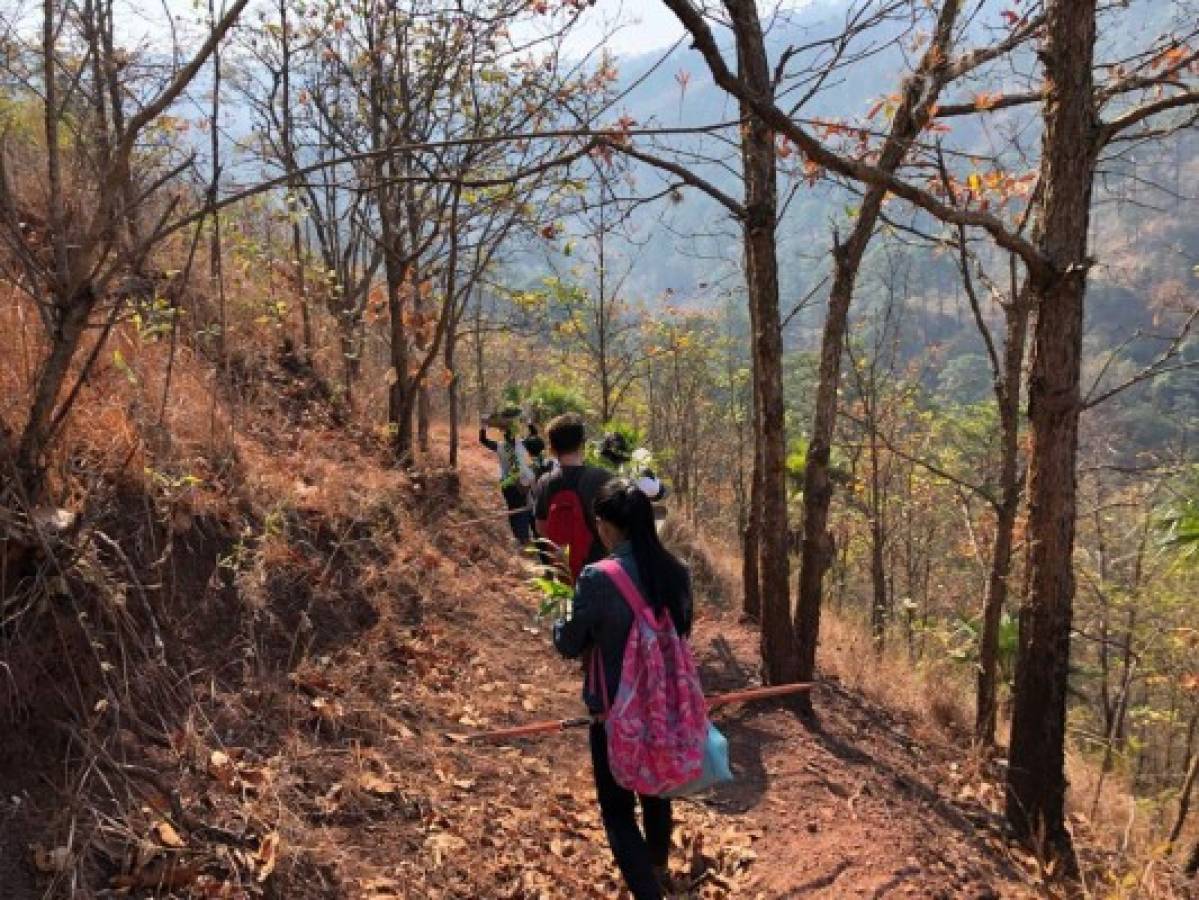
[534,413,612,582]
[599,431,633,469]
[523,423,549,476]
[479,415,534,545]
[599,431,669,511]
[634,467,668,503]
[553,479,695,900]
[598,432,666,499]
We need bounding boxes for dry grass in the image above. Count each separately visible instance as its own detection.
[818,608,975,739]
[661,526,1199,894]
[660,521,977,738]
[659,515,743,612]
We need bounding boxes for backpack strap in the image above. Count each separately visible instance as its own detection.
[595,558,659,625]
[589,559,665,714]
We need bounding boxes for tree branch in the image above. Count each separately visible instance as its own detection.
[1082,306,1199,410]
[660,0,1051,278]
[600,139,747,218]
[1100,90,1199,144]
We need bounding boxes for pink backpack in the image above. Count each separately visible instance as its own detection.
[589,559,707,796]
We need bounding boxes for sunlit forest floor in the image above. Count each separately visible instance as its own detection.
[1,348,1187,898]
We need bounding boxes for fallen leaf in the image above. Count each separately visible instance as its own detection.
[238,766,273,791]
[153,820,186,848]
[193,875,250,899]
[425,831,466,868]
[360,876,403,897]
[31,844,71,874]
[111,859,199,890]
[359,773,399,795]
[209,750,236,788]
[255,832,280,883]
[311,696,345,722]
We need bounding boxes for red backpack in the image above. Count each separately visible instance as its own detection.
[542,470,595,583]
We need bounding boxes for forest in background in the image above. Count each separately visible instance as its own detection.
[0,0,1197,895]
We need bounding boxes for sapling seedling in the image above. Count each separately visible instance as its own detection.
[524,539,573,621]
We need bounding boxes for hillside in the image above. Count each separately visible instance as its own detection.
[2,0,1198,894]
[525,0,1199,423]
[0,348,1177,898]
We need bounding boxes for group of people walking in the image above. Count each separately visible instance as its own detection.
[479,411,703,899]
[478,411,666,556]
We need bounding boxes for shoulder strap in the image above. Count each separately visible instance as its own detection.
[596,559,656,624]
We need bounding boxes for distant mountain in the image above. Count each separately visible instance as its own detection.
[554,0,1197,385]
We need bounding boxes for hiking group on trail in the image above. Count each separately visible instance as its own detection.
[480,405,668,554]
[479,410,727,899]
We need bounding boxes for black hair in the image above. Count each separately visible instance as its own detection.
[593,478,690,637]
[547,413,586,455]
[600,432,632,466]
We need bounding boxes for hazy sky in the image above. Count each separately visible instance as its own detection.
[562,2,687,56]
[111,0,689,59]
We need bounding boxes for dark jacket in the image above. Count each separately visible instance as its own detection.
[553,542,693,714]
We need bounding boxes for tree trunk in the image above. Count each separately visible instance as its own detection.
[1005,0,1098,868]
[742,364,763,621]
[338,323,360,406]
[294,222,313,356]
[418,385,431,454]
[447,328,460,469]
[794,0,960,693]
[730,0,798,685]
[278,0,311,359]
[976,294,1030,746]
[976,493,1017,742]
[473,287,488,415]
[869,518,887,649]
[1172,716,1199,849]
[15,295,92,496]
[867,416,887,650]
[208,0,227,382]
[416,263,430,454]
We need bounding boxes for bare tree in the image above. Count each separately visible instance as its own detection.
[660,0,1199,864]
[0,0,251,497]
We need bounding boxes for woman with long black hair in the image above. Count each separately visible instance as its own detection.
[553,478,693,899]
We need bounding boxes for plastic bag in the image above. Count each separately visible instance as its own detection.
[661,723,733,797]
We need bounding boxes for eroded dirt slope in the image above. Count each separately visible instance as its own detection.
[8,423,1042,899]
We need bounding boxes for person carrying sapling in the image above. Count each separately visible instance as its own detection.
[479,410,535,545]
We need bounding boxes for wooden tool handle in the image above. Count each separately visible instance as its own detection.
[460,683,816,743]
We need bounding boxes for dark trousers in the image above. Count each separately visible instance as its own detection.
[590,723,671,900]
[501,485,531,544]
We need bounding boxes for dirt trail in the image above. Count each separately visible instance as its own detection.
[309,442,1037,899]
[6,433,1036,898]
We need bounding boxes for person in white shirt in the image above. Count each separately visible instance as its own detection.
[479,414,535,544]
